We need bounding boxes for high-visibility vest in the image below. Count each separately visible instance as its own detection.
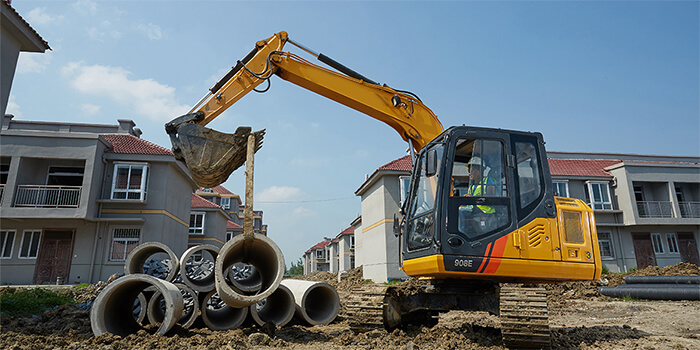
[468,176,496,214]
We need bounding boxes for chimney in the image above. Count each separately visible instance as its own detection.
[117,119,137,136]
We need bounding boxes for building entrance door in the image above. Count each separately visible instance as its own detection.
[632,233,657,269]
[677,233,699,265]
[34,230,74,284]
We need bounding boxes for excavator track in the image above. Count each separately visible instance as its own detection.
[345,284,390,332]
[499,285,551,349]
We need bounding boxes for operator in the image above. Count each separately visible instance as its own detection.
[466,156,496,214]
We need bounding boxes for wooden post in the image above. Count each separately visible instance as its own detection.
[244,134,255,240]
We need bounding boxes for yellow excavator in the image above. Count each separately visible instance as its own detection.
[166,31,601,349]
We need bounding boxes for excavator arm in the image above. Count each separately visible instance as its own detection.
[166,31,444,187]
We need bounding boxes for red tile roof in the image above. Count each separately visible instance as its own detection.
[548,159,621,178]
[227,220,242,229]
[339,226,354,235]
[379,155,413,172]
[198,185,235,195]
[310,240,331,250]
[102,134,173,156]
[191,193,221,208]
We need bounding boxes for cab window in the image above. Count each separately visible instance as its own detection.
[407,144,444,250]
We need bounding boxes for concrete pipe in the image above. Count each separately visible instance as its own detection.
[228,263,262,293]
[199,290,248,330]
[280,279,339,326]
[125,242,180,282]
[214,233,285,308]
[180,244,219,292]
[147,283,199,329]
[249,284,295,327]
[134,292,148,325]
[91,274,184,337]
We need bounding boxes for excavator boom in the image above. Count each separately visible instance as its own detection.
[166,31,443,187]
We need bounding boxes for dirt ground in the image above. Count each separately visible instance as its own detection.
[1,263,699,350]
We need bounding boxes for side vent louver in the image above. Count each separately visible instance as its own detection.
[528,224,546,247]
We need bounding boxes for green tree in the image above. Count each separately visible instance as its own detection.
[288,258,304,276]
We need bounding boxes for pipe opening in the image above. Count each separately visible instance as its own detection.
[200,291,248,330]
[250,284,294,327]
[125,242,180,282]
[180,245,218,292]
[304,284,340,324]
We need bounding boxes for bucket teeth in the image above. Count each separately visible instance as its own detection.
[172,123,265,188]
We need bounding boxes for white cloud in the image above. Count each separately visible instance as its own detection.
[87,21,121,41]
[73,0,97,16]
[137,23,162,40]
[80,103,101,116]
[258,186,303,202]
[62,62,190,122]
[293,207,316,217]
[17,52,52,74]
[6,95,22,118]
[26,8,63,25]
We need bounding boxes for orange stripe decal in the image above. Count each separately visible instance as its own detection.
[483,234,509,274]
[477,243,492,273]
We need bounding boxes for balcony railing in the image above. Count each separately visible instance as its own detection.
[679,202,700,218]
[636,201,674,218]
[14,185,82,208]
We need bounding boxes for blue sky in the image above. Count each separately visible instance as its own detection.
[9,0,699,267]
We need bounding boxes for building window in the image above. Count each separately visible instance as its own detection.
[189,212,205,235]
[586,182,612,210]
[18,230,42,259]
[0,230,15,259]
[350,236,355,249]
[666,233,679,254]
[221,197,231,210]
[226,231,234,241]
[0,162,10,184]
[350,255,355,269]
[202,188,213,193]
[597,232,614,258]
[553,181,569,197]
[399,176,411,207]
[110,228,140,261]
[47,166,84,186]
[651,233,664,254]
[315,250,324,259]
[111,164,149,200]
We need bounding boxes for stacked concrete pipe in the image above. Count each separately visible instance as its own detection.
[148,283,200,329]
[249,283,295,327]
[199,290,248,330]
[180,244,219,293]
[214,233,285,308]
[281,279,340,325]
[91,274,184,336]
[125,242,180,282]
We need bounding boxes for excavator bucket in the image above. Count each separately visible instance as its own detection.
[168,123,265,188]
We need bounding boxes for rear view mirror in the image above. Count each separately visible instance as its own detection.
[426,149,437,176]
[393,214,400,237]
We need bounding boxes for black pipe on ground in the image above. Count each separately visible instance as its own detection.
[624,276,700,285]
[599,285,700,300]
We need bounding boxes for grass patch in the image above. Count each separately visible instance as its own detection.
[620,295,640,302]
[601,266,610,275]
[74,283,90,290]
[0,288,74,316]
[383,280,401,286]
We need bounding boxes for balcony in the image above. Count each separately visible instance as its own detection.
[636,201,674,218]
[14,185,82,208]
[679,202,700,218]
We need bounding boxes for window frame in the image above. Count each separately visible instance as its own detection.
[18,230,42,259]
[109,227,141,261]
[597,232,615,259]
[350,235,355,249]
[221,197,231,210]
[399,176,411,207]
[651,233,665,254]
[315,249,324,259]
[111,163,149,201]
[0,230,16,259]
[189,212,206,235]
[553,181,570,197]
[666,233,679,254]
[586,182,613,210]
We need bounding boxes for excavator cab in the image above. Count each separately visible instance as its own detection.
[400,126,600,282]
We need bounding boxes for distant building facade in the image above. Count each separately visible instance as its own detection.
[0,116,196,284]
[303,225,357,275]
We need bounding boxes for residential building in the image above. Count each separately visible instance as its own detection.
[303,238,331,274]
[195,186,267,236]
[327,226,356,273]
[188,193,232,248]
[0,116,196,284]
[354,155,412,282]
[548,152,700,272]
[1,0,50,115]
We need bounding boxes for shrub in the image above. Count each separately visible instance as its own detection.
[0,288,74,316]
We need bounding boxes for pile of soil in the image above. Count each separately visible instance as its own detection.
[1,263,699,349]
